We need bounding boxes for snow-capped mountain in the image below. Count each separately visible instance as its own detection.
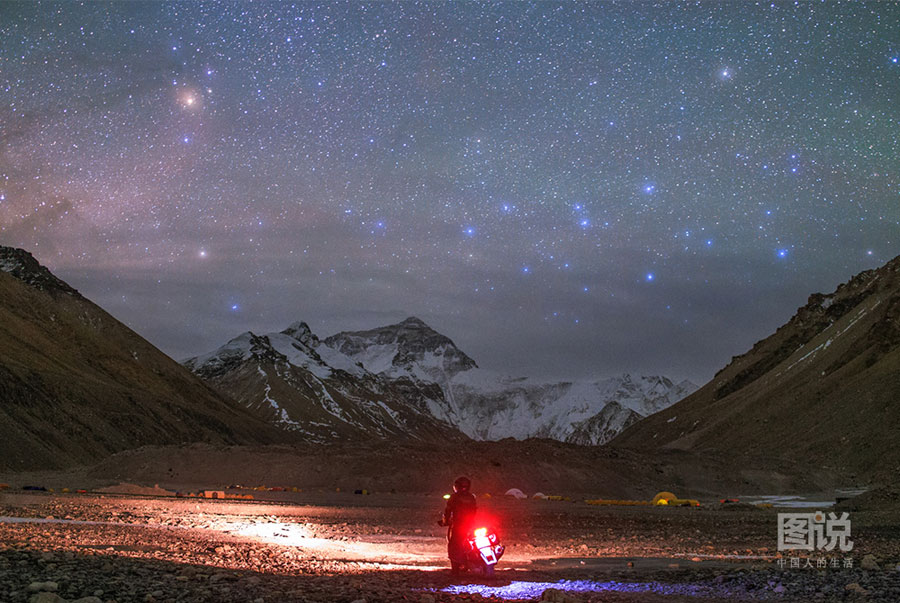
[183,321,461,442]
[323,316,478,383]
[185,316,696,445]
[442,370,697,443]
[322,318,697,444]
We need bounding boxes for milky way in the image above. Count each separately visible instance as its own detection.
[2,2,899,382]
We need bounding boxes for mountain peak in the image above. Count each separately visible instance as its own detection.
[400,316,428,327]
[0,246,79,296]
[281,321,317,345]
[323,317,478,379]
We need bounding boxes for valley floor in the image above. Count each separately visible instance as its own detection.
[1,490,899,602]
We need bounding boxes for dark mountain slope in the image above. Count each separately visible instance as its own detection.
[613,255,900,481]
[0,246,288,470]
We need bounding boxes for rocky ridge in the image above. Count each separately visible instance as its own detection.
[187,316,696,446]
[0,246,287,471]
[613,254,900,481]
[183,322,462,442]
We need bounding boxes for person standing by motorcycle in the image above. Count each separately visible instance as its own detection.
[439,476,477,574]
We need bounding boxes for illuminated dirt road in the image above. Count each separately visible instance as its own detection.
[1,492,899,602]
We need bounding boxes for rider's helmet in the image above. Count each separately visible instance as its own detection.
[453,476,471,493]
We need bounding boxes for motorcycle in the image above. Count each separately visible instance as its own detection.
[465,524,504,577]
[440,518,504,576]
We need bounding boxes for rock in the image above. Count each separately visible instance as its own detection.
[419,596,435,603]
[29,594,64,603]
[209,572,236,583]
[27,582,59,593]
[774,584,785,593]
[72,598,103,603]
[845,582,867,594]
[861,554,880,570]
[350,599,367,603]
[540,588,579,603]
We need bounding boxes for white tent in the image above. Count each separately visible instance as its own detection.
[504,488,527,499]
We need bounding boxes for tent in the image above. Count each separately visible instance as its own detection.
[504,488,527,499]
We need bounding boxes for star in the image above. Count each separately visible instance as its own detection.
[3,1,897,383]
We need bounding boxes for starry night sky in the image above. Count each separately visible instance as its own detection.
[2,2,899,383]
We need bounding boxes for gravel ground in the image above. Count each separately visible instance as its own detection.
[1,491,899,602]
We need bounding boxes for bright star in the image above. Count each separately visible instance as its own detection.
[646,272,655,281]
[777,249,788,258]
[199,250,207,258]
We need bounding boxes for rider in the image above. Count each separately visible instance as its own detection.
[439,476,477,574]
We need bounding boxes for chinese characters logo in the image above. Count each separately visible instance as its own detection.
[777,511,853,552]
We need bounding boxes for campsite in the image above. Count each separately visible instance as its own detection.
[2,448,900,603]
